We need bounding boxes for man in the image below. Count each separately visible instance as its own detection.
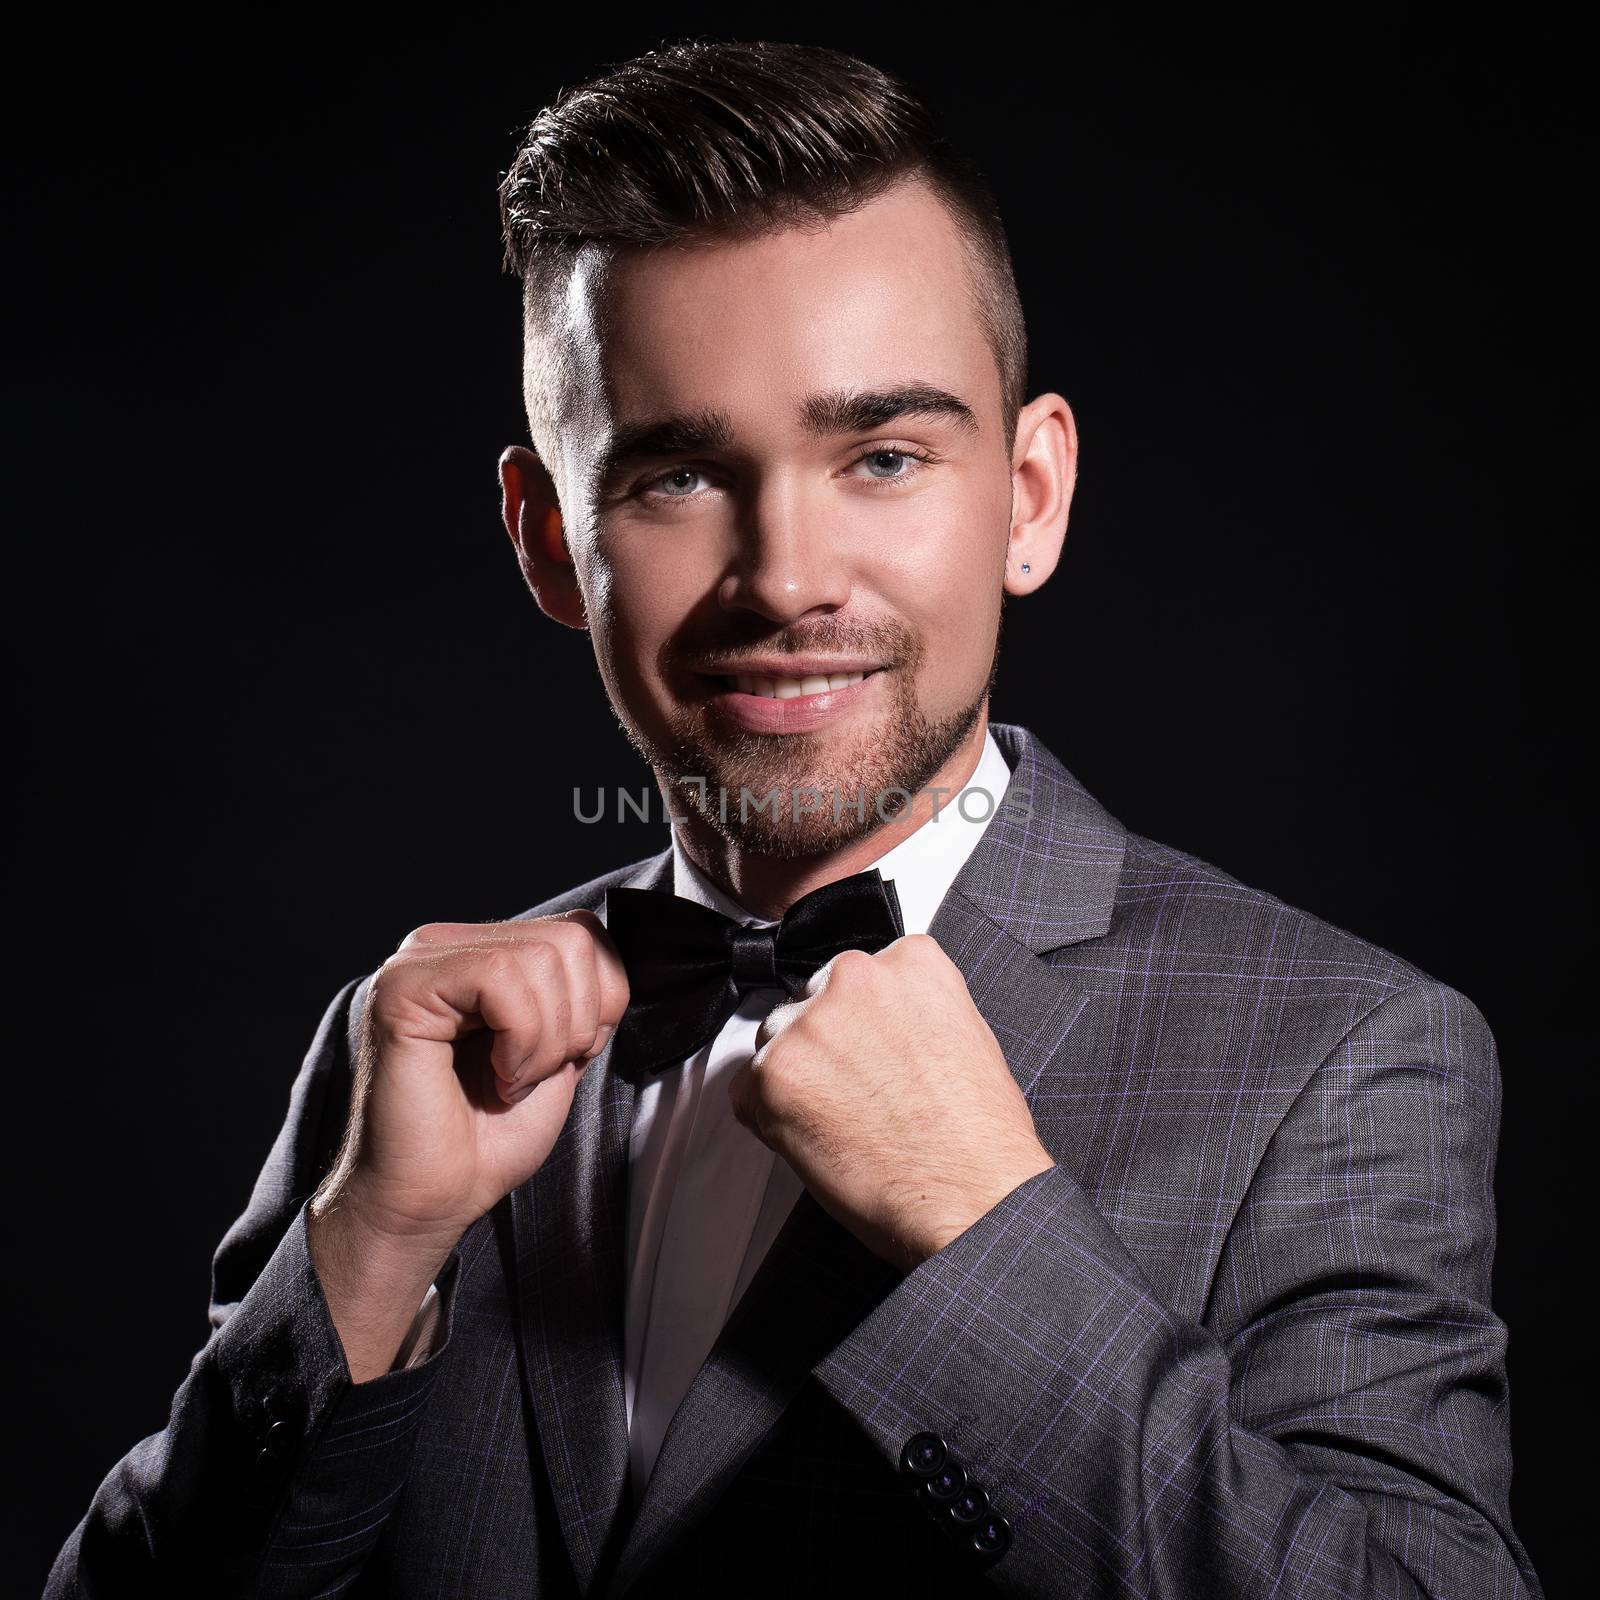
[47,38,1542,1599]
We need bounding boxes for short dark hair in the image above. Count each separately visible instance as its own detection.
[499,39,1028,479]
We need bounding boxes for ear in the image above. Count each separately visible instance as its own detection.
[499,445,588,629]
[1003,393,1078,596]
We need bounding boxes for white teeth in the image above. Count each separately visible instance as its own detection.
[730,669,871,698]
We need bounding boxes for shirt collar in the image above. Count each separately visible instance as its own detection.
[670,727,1014,936]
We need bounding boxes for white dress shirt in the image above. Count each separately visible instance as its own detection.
[389,730,1014,1510]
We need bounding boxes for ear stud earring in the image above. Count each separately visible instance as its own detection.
[1020,562,1031,574]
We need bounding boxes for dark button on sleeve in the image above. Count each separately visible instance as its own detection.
[899,1431,948,1479]
[922,1458,967,1504]
[949,1484,989,1526]
[263,1419,297,1459]
[240,1406,303,1511]
[970,1511,1013,1562]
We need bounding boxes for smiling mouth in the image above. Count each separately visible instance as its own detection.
[713,668,881,699]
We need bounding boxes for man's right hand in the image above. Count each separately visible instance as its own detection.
[306,910,629,1380]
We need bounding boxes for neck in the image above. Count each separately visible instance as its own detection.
[663,709,992,920]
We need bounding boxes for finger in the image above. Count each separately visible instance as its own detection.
[393,915,626,1068]
[386,943,547,1095]
[566,909,631,1036]
[803,945,875,999]
[410,939,566,1097]
[528,919,602,1063]
[400,919,600,1067]
[499,939,572,1087]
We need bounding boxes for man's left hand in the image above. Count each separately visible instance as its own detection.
[729,934,1057,1273]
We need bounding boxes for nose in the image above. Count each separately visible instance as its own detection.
[717,477,852,624]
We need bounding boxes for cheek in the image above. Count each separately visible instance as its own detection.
[575,548,642,706]
[923,582,1002,699]
[877,491,1007,681]
[583,536,703,688]
[878,468,1007,585]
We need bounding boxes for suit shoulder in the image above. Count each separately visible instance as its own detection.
[1097,832,1502,1111]
[1116,827,1432,982]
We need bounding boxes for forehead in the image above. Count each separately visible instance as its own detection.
[558,177,997,447]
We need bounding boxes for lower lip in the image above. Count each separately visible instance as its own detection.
[703,672,883,734]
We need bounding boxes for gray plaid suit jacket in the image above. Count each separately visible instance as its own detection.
[47,723,1543,1598]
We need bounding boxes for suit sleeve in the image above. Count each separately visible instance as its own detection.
[44,975,467,1599]
[813,979,1545,1598]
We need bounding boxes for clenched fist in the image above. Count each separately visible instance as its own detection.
[731,934,1055,1274]
[317,910,630,1241]
[308,911,628,1379]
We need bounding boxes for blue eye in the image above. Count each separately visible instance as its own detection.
[650,467,706,498]
[852,446,935,483]
[635,446,934,503]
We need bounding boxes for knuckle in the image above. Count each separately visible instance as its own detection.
[478,944,520,981]
[523,940,564,985]
[366,957,408,1012]
[535,917,585,951]
[829,948,872,983]
[536,910,604,953]
[362,967,437,1052]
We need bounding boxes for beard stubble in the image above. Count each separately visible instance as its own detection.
[628,614,998,859]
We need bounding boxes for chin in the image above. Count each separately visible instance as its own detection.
[642,685,987,860]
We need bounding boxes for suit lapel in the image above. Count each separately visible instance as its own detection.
[601,725,1126,1595]
[509,849,671,1596]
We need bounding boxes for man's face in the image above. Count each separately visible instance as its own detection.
[547,177,1018,855]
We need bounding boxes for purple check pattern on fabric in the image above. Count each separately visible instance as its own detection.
[45,724,1543,1598]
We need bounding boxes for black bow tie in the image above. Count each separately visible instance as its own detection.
[603,869,905,1078]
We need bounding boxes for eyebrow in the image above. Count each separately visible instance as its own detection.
[588,382,980,500]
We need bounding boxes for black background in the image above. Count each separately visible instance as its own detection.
[10,4,1591,1591]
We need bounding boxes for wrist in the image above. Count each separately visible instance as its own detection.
[306,1188,461,1384]
[310,1170,470,1256]
[307,1182,463,1295]
[911,1145,1056,1264]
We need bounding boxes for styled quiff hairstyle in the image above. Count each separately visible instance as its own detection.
[498,39,1028,483]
